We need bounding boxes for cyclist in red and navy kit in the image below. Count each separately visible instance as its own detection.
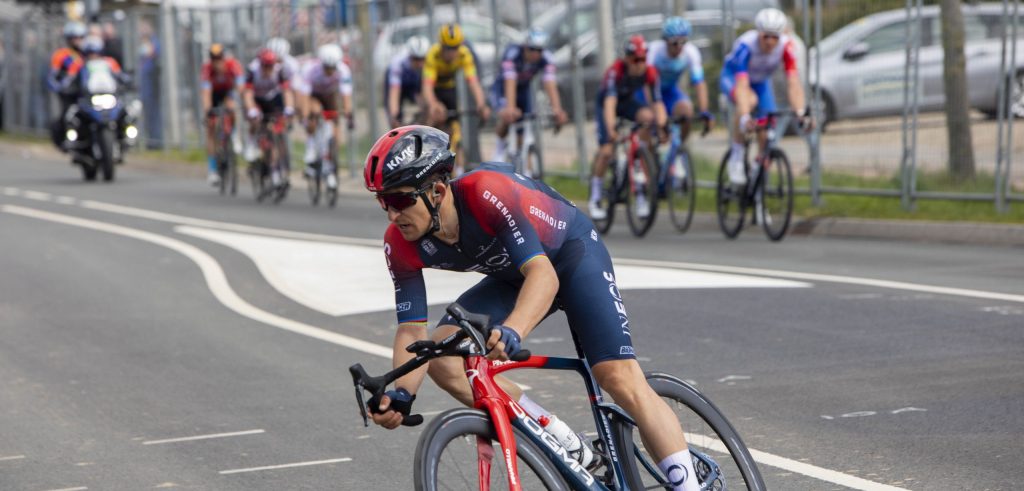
[242,48,295,188]
[200,43,245,186]
[363,125,704,491]
[720,8,811,185]
[588,35,668,221]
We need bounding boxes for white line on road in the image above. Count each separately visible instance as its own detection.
[45,487,88,491]
[142,429,265,445]
[22,190,52,201]
[616,258,1024,304]
[0,455,25,461]
[44,193,1022,304]
[1,205,391,359]
[219,457,352,475]
[55,196,77,205]
[2,187,20,196]
[686,432,910,491]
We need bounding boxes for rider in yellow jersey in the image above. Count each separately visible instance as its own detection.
[422,23,491,174]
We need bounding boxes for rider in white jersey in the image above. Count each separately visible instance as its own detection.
[294,44,353,190]
[720,8,811,185]
[647,17,713,143]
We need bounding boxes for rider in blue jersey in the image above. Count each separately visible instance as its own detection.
[386,36,429,128]
[647,17,713,142]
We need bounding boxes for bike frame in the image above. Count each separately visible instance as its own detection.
[463,352,636,491]
[505,115,536,175]
[257,114,288,172]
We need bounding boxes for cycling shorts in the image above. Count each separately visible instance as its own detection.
[720,77,776,117]
[256,93,285,120]
[660,85,690,113]
[212,89,234,108]
[488,84,533,122]
[595,90,649,145]
[435,87,458,120]
[436,238,637,365]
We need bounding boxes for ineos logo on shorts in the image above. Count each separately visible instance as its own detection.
[603,271,631,336]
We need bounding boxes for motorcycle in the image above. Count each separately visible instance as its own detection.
[64,59,141,182]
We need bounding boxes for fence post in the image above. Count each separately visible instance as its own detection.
[810,0,823,207]
[1003,0,1020,210]
[570,0,589,182]
[164,4,182,149]
[900,0,922,211]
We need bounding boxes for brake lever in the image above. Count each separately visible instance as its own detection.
[349,363,371,427]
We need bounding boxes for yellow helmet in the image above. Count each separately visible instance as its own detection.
[439,23,464,48]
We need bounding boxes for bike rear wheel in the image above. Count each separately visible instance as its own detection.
[666,148,697,233]
[414,409,569,491]
[613,373,767,491]
[716,149,747,239]
[625,146,659,237]
[759,149,793,242]
[594,156,620,235]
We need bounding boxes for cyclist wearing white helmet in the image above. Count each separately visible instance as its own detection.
[385,36,430,128]
[720,7,811,185]
[490,28,569,169]
[294,43,354,191]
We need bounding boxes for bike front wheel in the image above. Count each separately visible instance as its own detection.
[666,148,697,234]
[759,149,793,242]
[716,149,747,239]
[414,408,570,491]
[625,145,659,238]
[528,144,544,181]
[306,161,321,206]
[613,373,767,491]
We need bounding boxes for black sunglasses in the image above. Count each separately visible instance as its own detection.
[667,38,687,47]
[376,186,429,212]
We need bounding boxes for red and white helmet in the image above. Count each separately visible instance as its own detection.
[364,125,455,192]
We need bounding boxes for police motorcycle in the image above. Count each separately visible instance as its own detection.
[64,39,140,182]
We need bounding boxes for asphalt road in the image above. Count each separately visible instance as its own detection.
[1,149,1022,491]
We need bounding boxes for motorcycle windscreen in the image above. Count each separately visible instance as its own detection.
[85,60,118,94]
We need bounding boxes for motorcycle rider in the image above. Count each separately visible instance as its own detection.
[47,21,87,151]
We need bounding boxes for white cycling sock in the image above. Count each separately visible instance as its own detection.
[730,141,745,165]
[658,450,700,491]
[589,176,603,203]
[518,393,551,421]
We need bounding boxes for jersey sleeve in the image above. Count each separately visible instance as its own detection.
[384,226,429,325]
[459,46,478,81]
[422,46,439,83]
[782,40,798,75]
[685,43,705,85]
[231,59,246,87]
[725,42,751,80]
[541,51,557,83]
[459,172,548,272]
[600,64,619,100]
[387,57,404,87]
[646,67,662,102]
[200,62,212,89]
[501,46,518,81]
[339,63,354,96]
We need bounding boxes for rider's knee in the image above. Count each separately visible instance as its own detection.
[593,360,650,408]
[635,107,654,123]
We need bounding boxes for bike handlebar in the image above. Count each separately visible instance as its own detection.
[349,302,531,428]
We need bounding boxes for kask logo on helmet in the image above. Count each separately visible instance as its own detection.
[386,145,416,171]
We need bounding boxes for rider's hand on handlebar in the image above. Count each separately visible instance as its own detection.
[246,107,261,120]
[346,112,355,130]
[499,106,521,125]
[798,107,815,132]
[478,104,492,122]
[553,109,569,127]
[485,325,521,361]
[369,388,416,430]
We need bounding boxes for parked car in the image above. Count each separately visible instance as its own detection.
[545,11,737,116]
[372,7,522,86]
[809,3,1024,128]
[687,0,780,22]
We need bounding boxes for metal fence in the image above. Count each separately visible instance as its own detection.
[1,0,1021,211]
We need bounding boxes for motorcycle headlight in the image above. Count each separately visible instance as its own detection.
[125,125,138,139]
[91,94,117,111]
[66,129,78,142]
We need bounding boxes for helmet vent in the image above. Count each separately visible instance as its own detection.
[369,156,380,180]
[414,135,423,158]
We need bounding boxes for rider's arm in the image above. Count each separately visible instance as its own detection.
[383,228,431,394]
[501,53,517,112]
[386,62,402,120]
[503,76,517,113]
[200,65,212,112]
[282,80,295,113]
[733,76,755,117]
[782,40,806,114]
[603,94,617,137]
[648,69,667,128]
[462,49,487,109]
[541,60,563,116]
[687,44,711,114]
[502,256,558,338]
[242,70,256,111]
[391,323,430,393]
[340,64,354,116]
[421,50,440,107]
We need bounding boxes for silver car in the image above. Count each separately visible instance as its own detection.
[810,3,1024,126]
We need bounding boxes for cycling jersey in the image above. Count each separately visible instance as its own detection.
[201,58,245,94]
[489,45,556,112]
[423,43,477,90]
[595,59,661,144]
[293,61,353,98]
[244,62,292,102]
[386,54,423,101]
[721,30,797,85]
[647,40,704,89]
[384,163,636,364]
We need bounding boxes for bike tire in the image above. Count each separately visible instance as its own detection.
[666,148,697,234]
[594,158,619,235]
[414,408,570,491]
[228,147,238,196]
[306,161,321,206]
[528,144,544,181]
[250,160,268,202]
[625,145,659,238]
[98,128,116,182]
[612,372,767,491]
[759,149,794,242]
[272,134,289,204]
[716,149,747,239]
[327,140,339,208]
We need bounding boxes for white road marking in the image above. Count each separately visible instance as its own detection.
[219,457,352,475]
[0,455,25,461]
[616,258,1024,304]
[2,187,20,196]
[1,205,391,358]
[686,432,910,491]
[45,487,88,491]
[142,429,265,445]
[55,196,77,205]
[716,375,752,384]
[175,226,809,317]
[891,407,927,414]
[22,190,52,201]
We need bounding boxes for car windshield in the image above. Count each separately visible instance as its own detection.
[816,18,871,56]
